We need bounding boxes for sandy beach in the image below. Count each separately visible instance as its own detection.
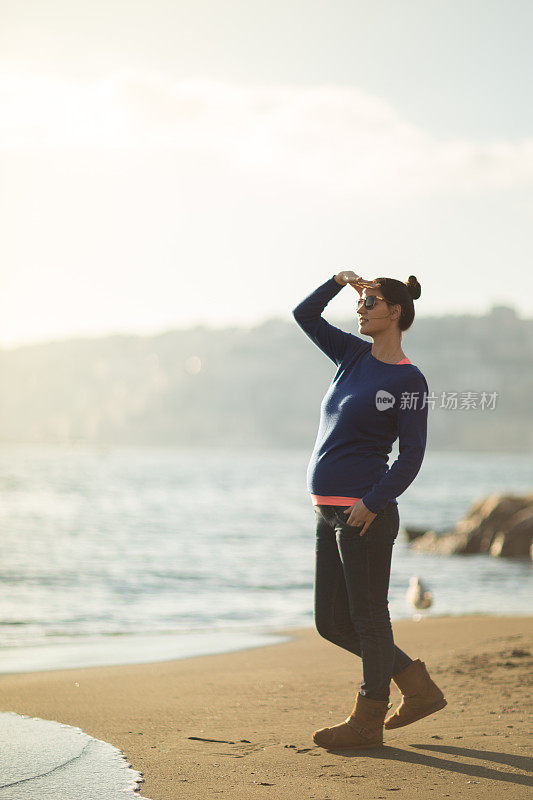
[1,614,531,799]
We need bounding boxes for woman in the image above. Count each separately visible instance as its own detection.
[292,270,446,750]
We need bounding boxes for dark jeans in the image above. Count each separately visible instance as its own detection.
[313,501,413,701]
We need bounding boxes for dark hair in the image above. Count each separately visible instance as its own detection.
[373,275,421,332]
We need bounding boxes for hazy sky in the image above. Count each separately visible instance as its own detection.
[1,0,532,347]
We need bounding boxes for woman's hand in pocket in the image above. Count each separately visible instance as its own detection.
[342,500,378,537]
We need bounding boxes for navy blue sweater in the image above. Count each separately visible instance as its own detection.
[292,275,429,513]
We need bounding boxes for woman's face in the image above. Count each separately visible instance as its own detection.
[357,287,399,334]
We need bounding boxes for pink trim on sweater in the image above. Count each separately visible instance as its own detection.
[311,495,362,506]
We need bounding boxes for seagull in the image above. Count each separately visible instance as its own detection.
[406,576,433,621]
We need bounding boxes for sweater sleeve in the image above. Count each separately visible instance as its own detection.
[292,275,368,366]
[362,372,429,514]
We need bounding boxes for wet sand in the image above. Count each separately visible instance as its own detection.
[0,614,531,799]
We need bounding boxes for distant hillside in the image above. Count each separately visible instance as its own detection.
[1,304,532,451]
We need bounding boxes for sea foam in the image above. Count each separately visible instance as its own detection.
[0,712,150,799]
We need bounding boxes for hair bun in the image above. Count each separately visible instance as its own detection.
[405,274,421,300]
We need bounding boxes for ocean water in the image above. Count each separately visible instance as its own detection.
[0,444,531,671]
[0,712,149,799]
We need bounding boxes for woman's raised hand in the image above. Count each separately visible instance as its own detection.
[334,271,381,295]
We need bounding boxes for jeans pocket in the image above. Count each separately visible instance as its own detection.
[332,507,364,531]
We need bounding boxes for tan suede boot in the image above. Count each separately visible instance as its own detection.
[313,692,392,749]
[384,658,447,729]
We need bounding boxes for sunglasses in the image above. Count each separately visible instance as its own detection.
[356,295,393,310]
